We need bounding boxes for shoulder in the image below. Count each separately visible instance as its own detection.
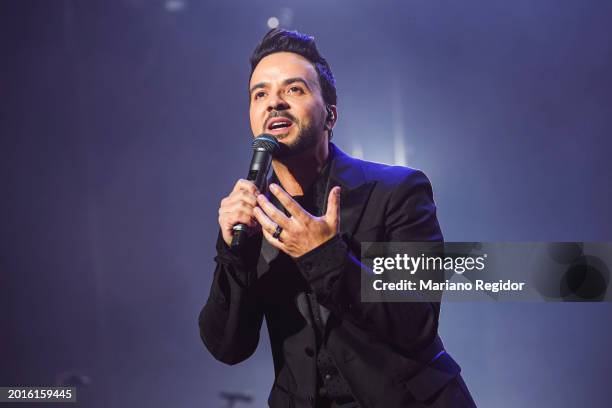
[330,143,434,195]
[354,156,433,194]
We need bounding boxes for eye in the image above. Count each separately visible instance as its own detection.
[288,86,304,95]
[253,91,266,100]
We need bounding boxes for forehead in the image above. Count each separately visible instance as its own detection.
[250,52,319,88]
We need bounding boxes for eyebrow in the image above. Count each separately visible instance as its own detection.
[249,77,311,95]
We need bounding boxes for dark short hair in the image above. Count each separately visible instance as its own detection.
[249,28,337,107]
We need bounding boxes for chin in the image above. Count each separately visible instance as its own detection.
[274,132,292,141]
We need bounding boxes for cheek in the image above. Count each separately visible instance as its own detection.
[307,101,325,120]
[249,107,261,132]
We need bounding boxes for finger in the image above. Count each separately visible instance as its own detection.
[221,198,259,223]
[220,208,257,228]
[222,192,257,211]
[232,179,259,195]
[253,206,280,236]
[232,189,258,207]
[256,193,291,228]
[222,201,257,220]
[261,226,286,251]
[325,186,341,227]
[269,183,309,222]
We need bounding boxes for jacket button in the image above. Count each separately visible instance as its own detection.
[304,262,313,271]
[304,347,314,357]
[324,373,332,380]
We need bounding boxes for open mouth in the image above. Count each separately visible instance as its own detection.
[267,118,294,134]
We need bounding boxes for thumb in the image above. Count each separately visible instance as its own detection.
[325,186,341,227]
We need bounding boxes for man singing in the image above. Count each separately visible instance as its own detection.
[199,28,476,408]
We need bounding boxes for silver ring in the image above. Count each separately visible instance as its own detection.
[272,225,283,240]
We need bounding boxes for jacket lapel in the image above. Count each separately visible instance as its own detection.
[328,143,376,238]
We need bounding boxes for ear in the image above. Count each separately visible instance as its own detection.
[325,105,338,130]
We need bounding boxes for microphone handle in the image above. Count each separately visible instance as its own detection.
[230,149,273,249]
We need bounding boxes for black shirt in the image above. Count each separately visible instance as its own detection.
[268,151,359,408]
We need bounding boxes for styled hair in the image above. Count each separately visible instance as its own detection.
[249,28,337,107]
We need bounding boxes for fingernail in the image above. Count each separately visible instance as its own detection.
[269,183,278,192]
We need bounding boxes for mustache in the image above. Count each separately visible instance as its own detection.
[264,111,298,130]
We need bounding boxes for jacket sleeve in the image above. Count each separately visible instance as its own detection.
[294,170,443,355]
[198,231,264,365]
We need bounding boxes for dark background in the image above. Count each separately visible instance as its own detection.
[2,0,612,407]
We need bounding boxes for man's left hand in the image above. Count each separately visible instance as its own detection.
[253,183,341,258]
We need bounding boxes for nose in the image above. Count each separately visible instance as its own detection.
[266,93,290,112]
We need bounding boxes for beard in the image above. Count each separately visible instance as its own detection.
[274,120,323,159]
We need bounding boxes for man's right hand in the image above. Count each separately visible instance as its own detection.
[218,179,261,247]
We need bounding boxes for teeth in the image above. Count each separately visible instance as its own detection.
[271,121,290,129]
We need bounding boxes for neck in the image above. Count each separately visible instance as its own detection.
[271,140,330,196]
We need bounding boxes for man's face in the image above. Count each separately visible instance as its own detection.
[249,52,328,156]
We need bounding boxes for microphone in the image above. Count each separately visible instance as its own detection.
[231,134,280,249]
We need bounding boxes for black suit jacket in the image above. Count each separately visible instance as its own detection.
[199,143,475,407]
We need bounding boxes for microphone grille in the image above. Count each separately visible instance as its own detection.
[252,134,280,153]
